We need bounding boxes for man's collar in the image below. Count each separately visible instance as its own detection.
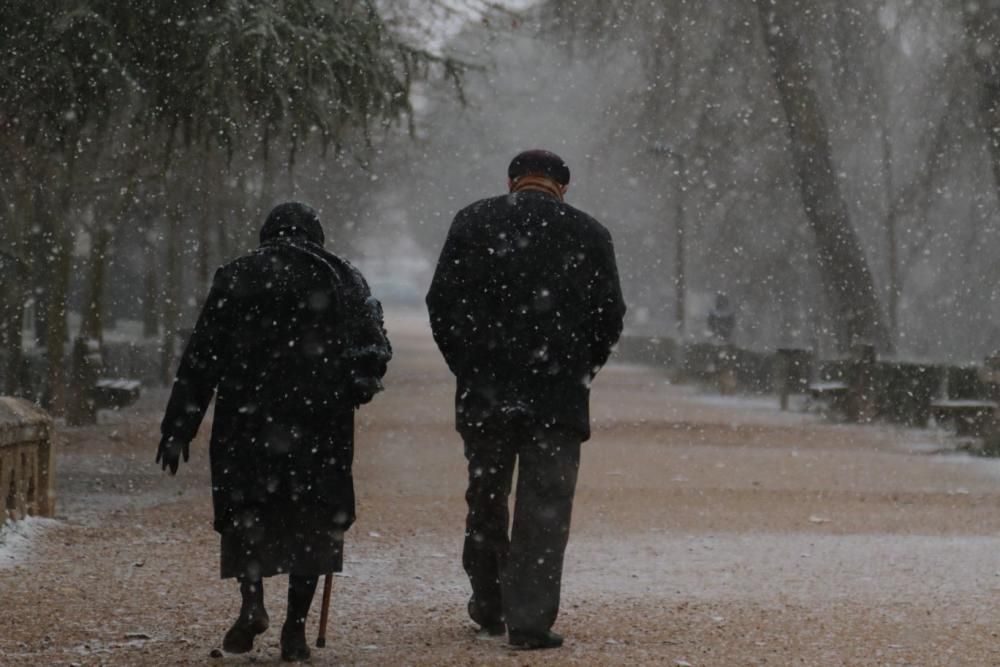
[510,175,564,202]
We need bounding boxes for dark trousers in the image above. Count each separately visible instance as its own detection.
[463,425,581,632]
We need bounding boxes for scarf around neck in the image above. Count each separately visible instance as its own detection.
[510,175,564,202]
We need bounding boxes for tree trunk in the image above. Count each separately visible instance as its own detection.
[755,2,888,352]
[80,171,138,343]
[27,188,48,348]
[42,203,72,414]
[257,134,276,249]
[0,255,26,396]
[673,160,686,339]
[0,179,30,396]
[42,133,90,416]
[142,256,159,339]
[881,125,900,352]
[197,207,211,290]
[195,157,216,299]
[963,2,1000,199]
[79,225,111,344]
[159,203,183,385]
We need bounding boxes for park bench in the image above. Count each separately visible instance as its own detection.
[68,338,142,425]
[91,378,141,410]
[806,381,850,415]
[808,381,848,400]
[929,399,997,437]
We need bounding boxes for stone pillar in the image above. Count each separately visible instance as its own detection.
[0,397,54,519]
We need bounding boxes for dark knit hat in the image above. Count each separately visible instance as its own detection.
[508,149,570,185]
[259,201,324,245]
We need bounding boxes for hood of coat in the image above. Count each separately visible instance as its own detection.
[259,202,325,246]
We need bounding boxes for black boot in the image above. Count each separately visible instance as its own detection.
[508,628,564,650]
[223,578,270,654]
[468,598,505,636]
[281,575,318,662]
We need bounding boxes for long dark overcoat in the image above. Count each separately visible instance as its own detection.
[426,190,626,440]
[160,209,390,579]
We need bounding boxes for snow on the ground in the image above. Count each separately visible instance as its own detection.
[0,517,58,569]
[568,532,1000,605]
[340,529,1000,613]
[932,448,1000,480]
[688,390,795,413]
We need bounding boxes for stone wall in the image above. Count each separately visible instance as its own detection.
[0,397,54,520]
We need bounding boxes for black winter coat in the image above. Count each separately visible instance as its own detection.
[160,215,390,577]
[426,190,626,441]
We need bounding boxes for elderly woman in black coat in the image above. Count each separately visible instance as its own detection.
[157,202,390,661]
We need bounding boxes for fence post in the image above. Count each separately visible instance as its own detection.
[775,347,813,411]
[848,343,878,423]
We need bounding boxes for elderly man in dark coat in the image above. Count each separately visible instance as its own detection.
[157,202,390,661]
[426,150,626,649]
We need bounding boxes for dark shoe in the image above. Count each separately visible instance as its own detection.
[222,610,270,654]
[477,621,506,637]
[468,598,504,636]
[280,623,311,662]
[508,629,564,650]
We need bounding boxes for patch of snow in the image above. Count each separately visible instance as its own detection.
[566,532,1000,605]
[687,393,793,412]
[336,529,1000,622]
[943,453,1000,479]
[901,438,952,454]
[0,517,59,569]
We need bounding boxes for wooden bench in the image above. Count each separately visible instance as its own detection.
[806,381,849,415]
[808,381,848,395]
[92,378,142,410]
[930,400,998,437]
[808,381,848,400]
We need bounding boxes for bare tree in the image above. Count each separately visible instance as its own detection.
[963,0,1000,198]
[754,1,889,351]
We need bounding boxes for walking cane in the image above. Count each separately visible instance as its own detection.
[316,573,333,648]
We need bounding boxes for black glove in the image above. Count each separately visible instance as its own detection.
[350,376,383,407]
[156,435,189,475]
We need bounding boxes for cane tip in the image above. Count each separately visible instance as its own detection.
[316,638,326,648]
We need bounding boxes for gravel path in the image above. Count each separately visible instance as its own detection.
[2,311,999,666]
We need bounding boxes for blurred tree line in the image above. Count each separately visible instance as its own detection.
[4,0,1000,413]
[0,0,464,412]
[539,0,1000,358]
[371,0,1000,363]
